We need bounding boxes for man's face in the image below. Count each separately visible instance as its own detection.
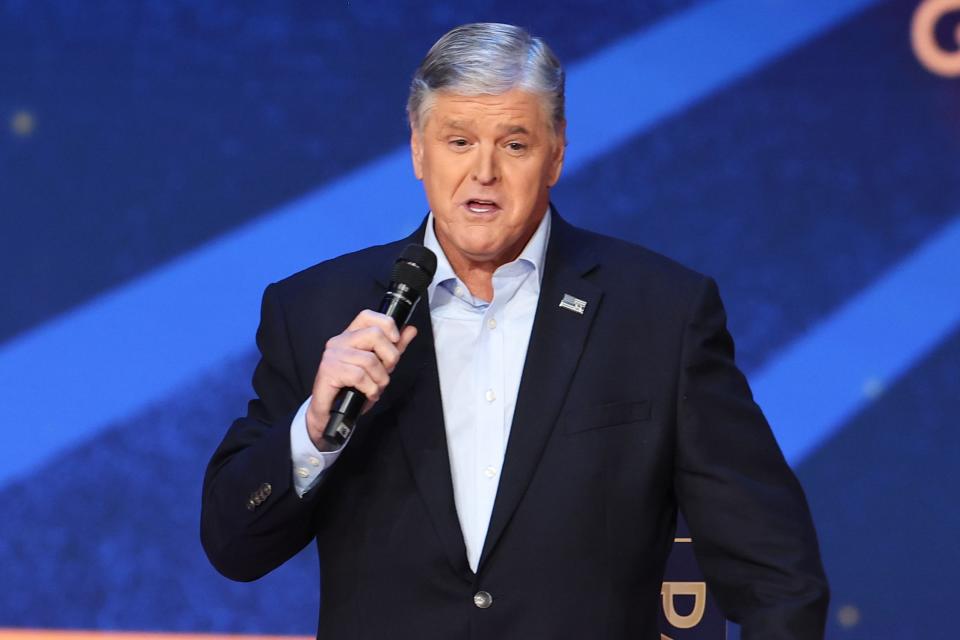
[410,88,565,271]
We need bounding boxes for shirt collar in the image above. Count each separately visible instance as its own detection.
[423,206,552,302]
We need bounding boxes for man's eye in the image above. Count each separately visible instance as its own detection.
[449,138,469,148]
[506,142,527,152]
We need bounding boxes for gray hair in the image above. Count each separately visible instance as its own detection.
[407,23,565,134]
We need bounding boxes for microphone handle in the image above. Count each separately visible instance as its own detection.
[322,285,420,446]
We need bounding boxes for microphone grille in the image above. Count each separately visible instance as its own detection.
[391,243,437,298]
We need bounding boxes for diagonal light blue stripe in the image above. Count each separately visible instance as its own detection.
[754,215,960,465]
[0,0,880,484]
[565,0,879,172]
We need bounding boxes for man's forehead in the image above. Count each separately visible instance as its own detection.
[425,90,547,131]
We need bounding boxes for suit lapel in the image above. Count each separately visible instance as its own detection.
[393,300,475,581]
[478,213,602,571]
[366,219,474,581]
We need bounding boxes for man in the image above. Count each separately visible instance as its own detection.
[201,23,828,639]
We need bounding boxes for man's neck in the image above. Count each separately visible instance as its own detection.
[438,238,530,303]
[451,263,497,302]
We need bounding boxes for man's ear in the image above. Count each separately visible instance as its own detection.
[547,119,567,187]
[410,126,424,181]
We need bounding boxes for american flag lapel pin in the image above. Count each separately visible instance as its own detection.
[559,293,587,315]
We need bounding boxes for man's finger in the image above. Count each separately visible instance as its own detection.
[333,327,402,371]
[326,363,381,403]
[339,324,400,351]
[397,325,418,356]
[336,348,391,388]
[345,309,400,342]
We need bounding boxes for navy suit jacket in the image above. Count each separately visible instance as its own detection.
[201,211,828,639]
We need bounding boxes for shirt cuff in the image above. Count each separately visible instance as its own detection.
[290,397,348,498]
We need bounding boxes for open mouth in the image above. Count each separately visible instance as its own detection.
[465,199,500,214]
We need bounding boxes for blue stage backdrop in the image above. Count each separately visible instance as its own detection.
[1,1,958,638]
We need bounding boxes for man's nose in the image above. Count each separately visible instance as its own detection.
[471,146,498,185]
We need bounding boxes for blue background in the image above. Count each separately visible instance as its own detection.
[1,1,958,637]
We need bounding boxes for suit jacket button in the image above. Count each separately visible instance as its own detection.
[473,591,493,609]
[246,498,257,511]
[259,482,272,497]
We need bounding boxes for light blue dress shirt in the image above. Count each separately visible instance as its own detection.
[289,210,550,572]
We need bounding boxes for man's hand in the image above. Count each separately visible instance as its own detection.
[306,309,418,450]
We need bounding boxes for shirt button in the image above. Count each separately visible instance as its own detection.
[487,318,497,330]
[308,456,321,467]
[485,389,496,403]
[473,591,493,609]
[455,285,464,297]
[483,466,497,479]
[296,467,310,478]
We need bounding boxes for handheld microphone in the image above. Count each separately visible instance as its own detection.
[323,243,437,446]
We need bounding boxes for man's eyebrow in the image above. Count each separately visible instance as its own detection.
[439,119,470,130]
[437,121,531,135]
[497,124,531,135]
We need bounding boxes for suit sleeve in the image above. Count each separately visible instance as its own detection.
[200,282,321,582]
[674,277,830,639]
